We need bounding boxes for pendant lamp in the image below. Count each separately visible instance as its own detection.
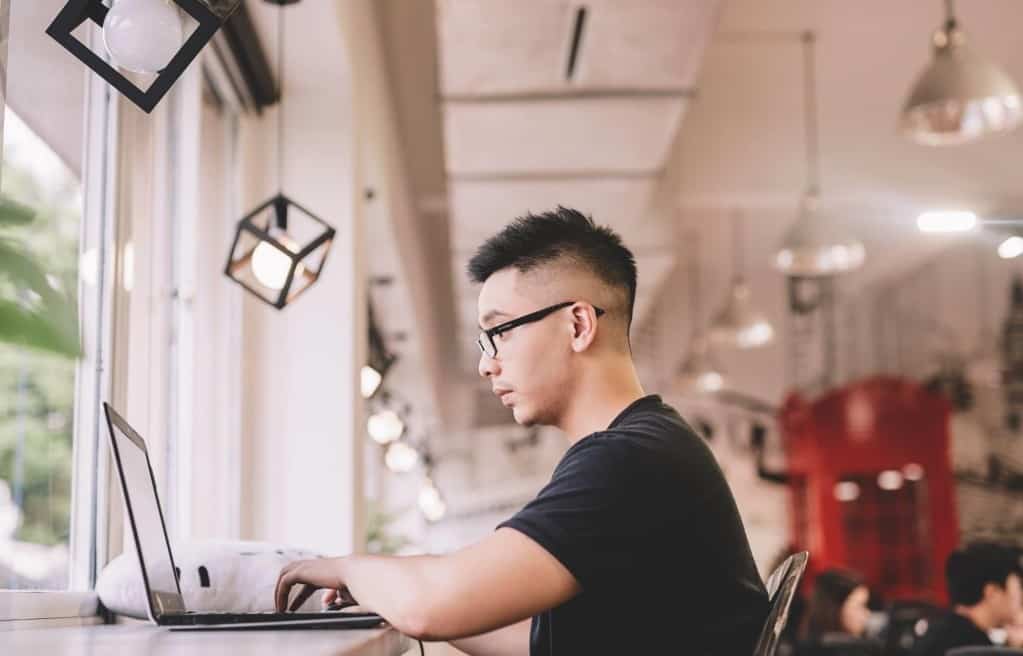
[225,0,335,309]
[47,0,240,113]
[900,0,1022,145]
[774,32,865,277]
[710,210,774,349]
[675,231,726,395]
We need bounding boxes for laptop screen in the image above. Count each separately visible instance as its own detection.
[105,404,185,618]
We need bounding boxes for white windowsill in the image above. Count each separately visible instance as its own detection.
[0,590,100,623]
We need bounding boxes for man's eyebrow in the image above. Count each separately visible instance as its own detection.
[479,309,509,329]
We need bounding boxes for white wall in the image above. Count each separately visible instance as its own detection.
[236,2,365,556]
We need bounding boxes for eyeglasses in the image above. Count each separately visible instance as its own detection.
[477,301,606,359]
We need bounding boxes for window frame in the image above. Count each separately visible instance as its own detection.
[1,10,250,625]
[0,14,117,624]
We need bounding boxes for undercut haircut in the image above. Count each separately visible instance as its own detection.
[467,206,638,332]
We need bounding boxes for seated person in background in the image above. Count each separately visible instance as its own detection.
[796,568,879,656]
[911,542,1023,655]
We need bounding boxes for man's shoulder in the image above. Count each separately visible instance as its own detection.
[911,612,992,655]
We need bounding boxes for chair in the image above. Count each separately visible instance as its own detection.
[754,551,810,656]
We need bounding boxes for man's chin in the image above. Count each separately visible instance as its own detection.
[511,405,536,427]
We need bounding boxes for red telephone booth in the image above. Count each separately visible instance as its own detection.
[779,376,959,603]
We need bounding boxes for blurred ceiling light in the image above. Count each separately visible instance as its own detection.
[916,210,978,233]
[711,282,775,349]
[384,441,420,474]
[903,463,925,481]
[998,236,1023,259]
[368,409,404,445]
[900,0,1022,145]
[122,242,135,293]
[675,231,726,394]
[676,338,725,394]
[417,478,447,522]
[361,365,383,399]
[775,33,865,277]
[711,211,774,349]
[877,469,905,491]
[833,481,861,502]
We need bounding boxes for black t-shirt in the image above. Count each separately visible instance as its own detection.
[909,612,992,656]
[498,395,769,655]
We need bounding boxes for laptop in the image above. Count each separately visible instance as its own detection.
[102,402,384,630]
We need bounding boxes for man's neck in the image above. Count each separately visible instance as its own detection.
[557,358,646,445]
[955,604,998,633]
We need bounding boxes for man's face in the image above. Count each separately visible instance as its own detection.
[1003,574,1023,624]
[476,268,574,427]
[988,573,1023,626]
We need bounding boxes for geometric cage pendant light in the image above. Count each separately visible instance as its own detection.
[224,0,335,310]
[899,0,1022,146]
[47,0,242,113]
[774,31,865,278]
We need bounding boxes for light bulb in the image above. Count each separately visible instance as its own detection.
[368,409,404,445]
[385,442,420,474]
[103,0,185,75]
[696,371,724,393]
[833,481,860,502]
[418,481,447,522]
[361,365,383,399]
[877,470,904,491]
[999,236,1023,259]
[251,235,304,291]
[916,210,977,233]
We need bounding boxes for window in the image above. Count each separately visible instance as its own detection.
[0,107,82,591]
[0,1,113,623]
[0,0,96,593]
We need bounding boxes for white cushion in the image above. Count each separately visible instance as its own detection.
[96,540,324,619]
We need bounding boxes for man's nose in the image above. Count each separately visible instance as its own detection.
[478,352,500,378]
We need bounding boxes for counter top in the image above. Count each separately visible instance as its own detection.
[4,622,410,656]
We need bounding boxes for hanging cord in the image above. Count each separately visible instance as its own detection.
[802,31,820,198]
[731,208,744,281]
[944,0,957,28]
[977,240,992,344]
[277,1,285,193]
[687,230,702,335]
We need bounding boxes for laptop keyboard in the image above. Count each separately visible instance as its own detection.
[163,610,382,626]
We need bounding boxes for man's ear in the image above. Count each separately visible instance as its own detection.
[982,581,1004,603]
[569,304,598,352]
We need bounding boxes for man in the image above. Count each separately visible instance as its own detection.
[275,207,770,654]
[911,542,1023,655]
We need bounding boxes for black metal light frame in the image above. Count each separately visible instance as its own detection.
[366,303,397,397]
[224,193,336,310]
[46,0,240,113]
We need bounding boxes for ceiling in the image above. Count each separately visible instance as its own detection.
[250,0,1023,430]
[434,0,720,377]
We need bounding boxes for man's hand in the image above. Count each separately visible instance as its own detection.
[274,557,346,612]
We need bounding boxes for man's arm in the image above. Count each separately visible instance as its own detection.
[448,618,532,656]
[274,527,579,642]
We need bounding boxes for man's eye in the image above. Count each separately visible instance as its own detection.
[494,329,511,341]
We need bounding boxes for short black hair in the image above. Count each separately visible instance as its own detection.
[946,542,1023,606]
[466,206,638,328]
